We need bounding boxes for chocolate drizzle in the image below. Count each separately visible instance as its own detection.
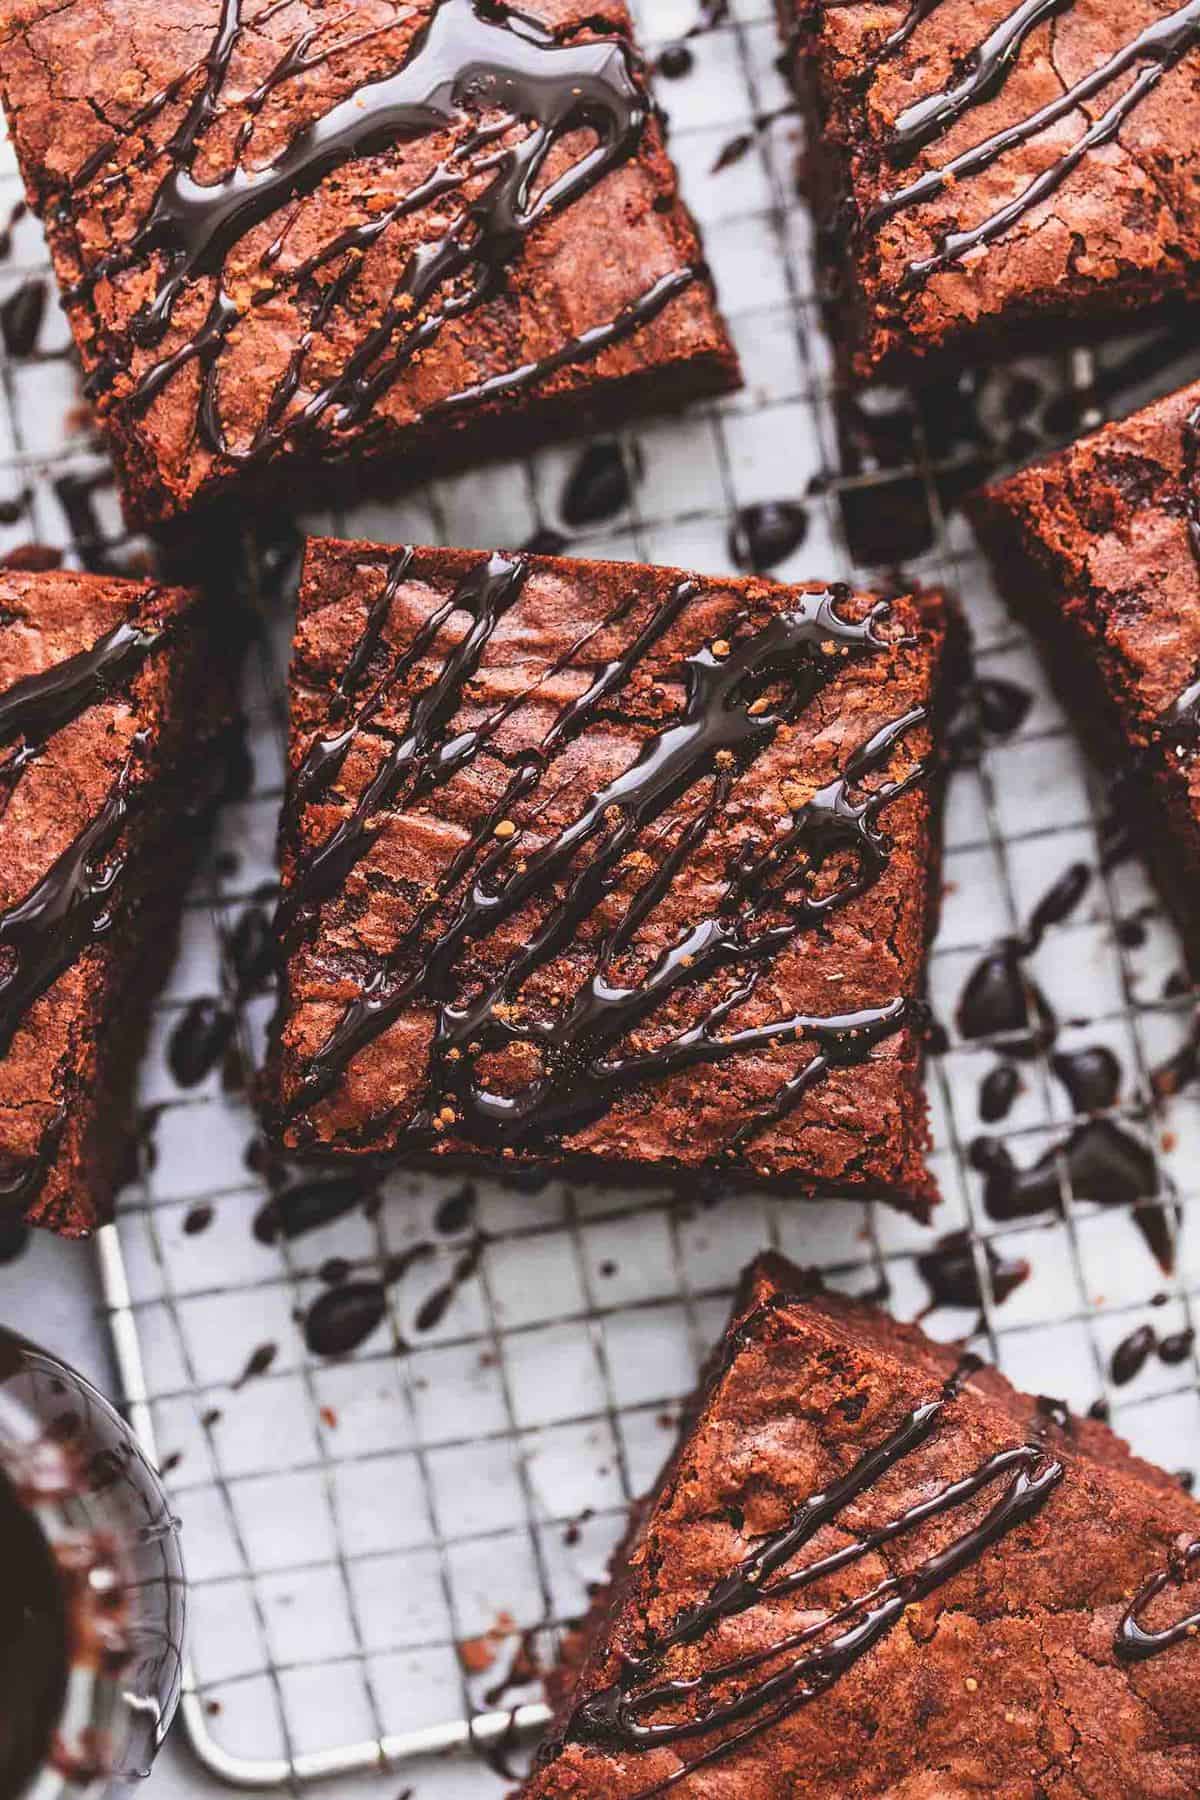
[284,563,930,1158]
[564,1361,1062,1791]
[0,737,146,1061]
[1116,1538,1200,1662]
[865,0,1200,290]
[0,619,160,754]
[65,0,691,458]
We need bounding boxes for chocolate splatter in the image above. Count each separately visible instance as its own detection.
[971,1118,1174,1270]
[234,1342,278,1388]
[917,1228,1030,1312]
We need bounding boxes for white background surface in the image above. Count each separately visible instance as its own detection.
[2,0,1200,1795]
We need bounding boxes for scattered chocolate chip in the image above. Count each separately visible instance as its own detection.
[1050,1045,1121,1113]
[728,501,808,572]
[562,440,633,527]
[979,1061,1020,1123]
[434,1184,476,1235]
[254,1173,374,1244]
[1110,1324,1156,1386]
[227,904,276,994]
[0,278,46,358]
[657,43,694,78]
[167,997,235,1088]
[1159,1328,1195,1366]
[304,1281,388,1358]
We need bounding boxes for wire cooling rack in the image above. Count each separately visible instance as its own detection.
[4,0,1200,1791]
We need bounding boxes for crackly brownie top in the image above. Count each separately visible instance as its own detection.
[0,0,727,519]
[797,0,1200,368]
[523,1256,1200,1798]
[273,543,947,1196]
[983,379,1200,766]
[0,570,193,1217]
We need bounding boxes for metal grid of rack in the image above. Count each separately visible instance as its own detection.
[2,0,1200,1790]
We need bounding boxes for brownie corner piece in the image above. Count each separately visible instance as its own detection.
[520,1252,1200,1798]
[0,566,227,1236]
[782,1,1200,380]
[0,0,739,530]
[970,377,1200,969]
[268,539,952,1209]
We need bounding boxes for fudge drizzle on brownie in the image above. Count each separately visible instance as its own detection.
[63,0,698,456]
[1117,1536,1200,1662]
[284,557,933,1155]
[860,0,1200,288]
[559,1352,1063,1794]
[0,612,164,1202]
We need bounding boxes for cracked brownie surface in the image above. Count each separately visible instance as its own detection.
[522,1253,1200,1799]
[781,0,1200,380]
[971,378,1200,974]
[267,540,950,1209]
[0,568,229,1235]
[0,0,738,529]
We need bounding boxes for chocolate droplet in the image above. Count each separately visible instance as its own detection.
[562,441,632,527]
[1110,1324,1156,1386]
[304,1282,388,1358]
[728,502,808,573]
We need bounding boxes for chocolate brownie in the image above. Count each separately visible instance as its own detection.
[0,0,739,531]
[0,569,228,1235]
[971,378,1200,970]
[781,1,1200,381]
[522,1252,1200,1798]
[266,540,953,1211]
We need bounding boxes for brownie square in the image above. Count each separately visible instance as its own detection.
[0,568,228,1235]
[0,0,739,530]
[267,540,952,1210]
[971,378,1200,970]
[522,1253,1200,1799]
[781,1,1200,380]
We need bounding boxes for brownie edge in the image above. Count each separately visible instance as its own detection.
[522,1252,1200,1798]
[970,378,1200,973]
